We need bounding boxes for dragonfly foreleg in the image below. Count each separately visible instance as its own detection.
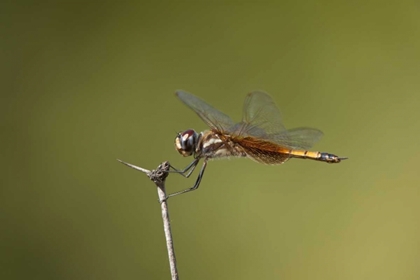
[169,158,200,178]
[166,159,208,199]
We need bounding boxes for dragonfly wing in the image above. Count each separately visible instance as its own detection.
[176,90,235,131]
[237,136,293,165]
[270,127,323,150]
[228,91,286,138]
[246,147,292,165]
[238,91,287,136]
[231,91,323,150]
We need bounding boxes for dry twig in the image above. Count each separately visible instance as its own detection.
[118,159,179,280]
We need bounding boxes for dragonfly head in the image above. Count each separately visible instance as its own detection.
[175,129,199,157]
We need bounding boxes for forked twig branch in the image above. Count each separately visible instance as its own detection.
[118,159,179,280]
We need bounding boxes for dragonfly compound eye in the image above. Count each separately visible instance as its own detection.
[175,129,198,157]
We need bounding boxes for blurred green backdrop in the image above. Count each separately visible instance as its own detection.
[2,1,420,280]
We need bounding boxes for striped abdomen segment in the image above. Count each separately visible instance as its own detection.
[288,150,343,163]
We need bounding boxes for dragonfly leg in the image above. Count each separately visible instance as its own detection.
[165,159,208,200]
[169,158,200,178]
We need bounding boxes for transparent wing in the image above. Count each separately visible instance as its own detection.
[237,90,287,136]
[269,127,324,150]
[175,90,235,132]
[230,91,323,150]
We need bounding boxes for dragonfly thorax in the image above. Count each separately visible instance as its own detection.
[175,129,201,157]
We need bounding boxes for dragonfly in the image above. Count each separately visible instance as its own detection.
[168,90,346,199]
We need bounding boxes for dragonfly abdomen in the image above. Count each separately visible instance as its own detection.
[288,150,343,163]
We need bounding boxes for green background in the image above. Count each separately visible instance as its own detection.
[2,2,420,279]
